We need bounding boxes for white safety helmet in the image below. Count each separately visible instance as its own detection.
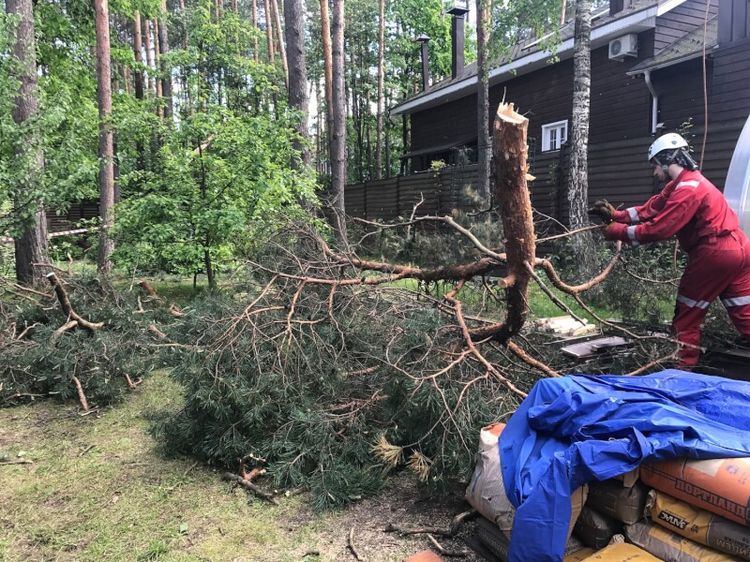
[647,133,689,163]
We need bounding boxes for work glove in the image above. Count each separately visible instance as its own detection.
[604,221,627,241]
[588,199,616,223]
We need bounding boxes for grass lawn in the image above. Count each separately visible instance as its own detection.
[0,372,477,562]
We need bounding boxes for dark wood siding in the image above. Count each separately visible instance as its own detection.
[655,0,717,52]
[709,39,750,122]
[718,0,750,44]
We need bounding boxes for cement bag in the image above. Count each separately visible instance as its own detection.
[640,457,750,526]
[475,517,588,562]
[574,506,622,550]
[647,489,750,560]
[626,520,742,562]
[466,422,587,539]
[578,542,660,561]
[587,480,648,524]
[565,547,596,562]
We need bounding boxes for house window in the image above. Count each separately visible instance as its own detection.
[542,120,568,152]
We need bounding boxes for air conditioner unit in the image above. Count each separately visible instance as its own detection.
[608,33,638,60]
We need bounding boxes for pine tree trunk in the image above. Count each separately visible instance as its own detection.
[252,0,259,62]
[154,18,163,105]
[95,0,115,274]
[568,0,596,274]
[265,0,275,62]
[158,0,172,118]
[134,11,144,90]
[330,0,347,245]
[476,0,492,200]
[375,0,385,179]
[480,102,535,342]
[319,0,334,148]
[283,0,309,167]
[144,18,155,94]
[270,0,288,87]
[7,0,48,285]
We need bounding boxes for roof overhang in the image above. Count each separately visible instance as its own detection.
[626,44,719,75]
[391,0,687,117]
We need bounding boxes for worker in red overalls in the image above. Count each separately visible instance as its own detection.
[589,132,750,367]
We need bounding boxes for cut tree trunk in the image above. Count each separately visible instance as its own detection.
[472,102,535,342]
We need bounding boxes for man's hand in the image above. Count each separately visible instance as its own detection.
[588,200,616,223]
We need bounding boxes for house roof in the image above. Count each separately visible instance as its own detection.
[391,0,689,116]
[627,14,718,74]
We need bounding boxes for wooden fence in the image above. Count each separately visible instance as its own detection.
[344,164,482,220]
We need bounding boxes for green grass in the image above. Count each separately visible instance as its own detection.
[385,278,613,323]
[0,372,327,562]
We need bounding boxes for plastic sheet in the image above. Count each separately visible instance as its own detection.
[499,370,750,561]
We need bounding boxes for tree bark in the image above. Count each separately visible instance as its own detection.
[158,0,172,118]
[7,0,49,285]
[154,18,163,103]
[375,0,385,179]
[476,0,492,201]
[270,0,288,87]
[132,11,144,100]
[144,18,155,94]
[252,0,260,62]
[319,0,334,145]
[283,0,310,167]
[330,0,347,245]
[568,0,597,275]
[95,0,115,274]
[471,103,535,342]
[265,0,275,62]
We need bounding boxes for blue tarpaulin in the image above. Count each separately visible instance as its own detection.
[499,369,750,561]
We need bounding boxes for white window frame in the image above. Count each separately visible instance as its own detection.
[541,120,568,152]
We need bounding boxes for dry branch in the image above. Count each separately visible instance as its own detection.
[46,273,104,331]
[71,375,90,412]
[221,472,278,504]
[348,527,365,561]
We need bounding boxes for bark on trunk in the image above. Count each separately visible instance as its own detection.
[252,0,259,62]
[7,0,49,285]
[154,18,163,103]
[568,0,597,275]
[265,0,275,61]
[375,0,385,179]
[144,18,155,94]
[473,103,535,342]
[95,0,115,274]
[319,0,334,145]
[330,0,347,245]
[476,0,492,201]
[158,0,172,118]
[283,0,310,167]
[270,0,288,87]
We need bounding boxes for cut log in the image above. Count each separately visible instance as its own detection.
[471,103,535,343]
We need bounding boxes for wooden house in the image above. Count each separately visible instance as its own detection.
[345,0,750,223]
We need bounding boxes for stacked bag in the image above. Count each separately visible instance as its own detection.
[467,423,750,561]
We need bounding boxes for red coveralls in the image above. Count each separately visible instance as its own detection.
[606,169,750,366]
